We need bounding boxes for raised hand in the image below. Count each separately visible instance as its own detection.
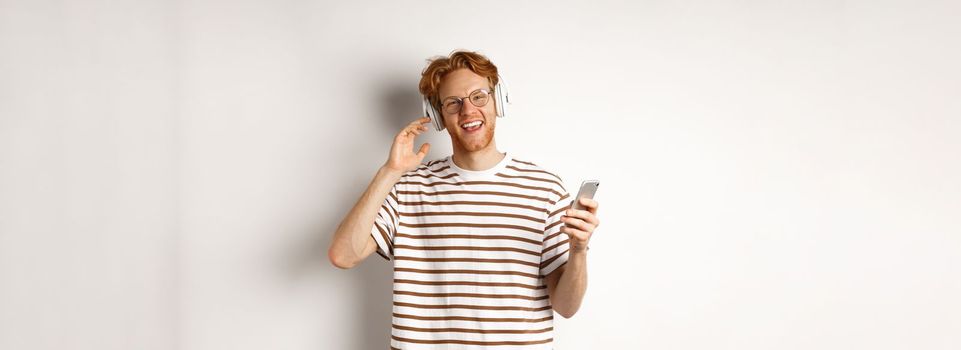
[384,117,432,173]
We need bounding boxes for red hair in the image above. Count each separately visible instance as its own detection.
[419,50,500,111]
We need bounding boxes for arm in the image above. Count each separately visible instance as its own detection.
[327,166,404,269]
[545,249,588,318]
[546,197,600,318]
[327,117,432,269]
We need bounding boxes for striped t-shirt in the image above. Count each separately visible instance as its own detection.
[370,152,574,349]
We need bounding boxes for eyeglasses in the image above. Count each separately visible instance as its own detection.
[440,89,492,115]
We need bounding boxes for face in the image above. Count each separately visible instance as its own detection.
[437,68,497,153]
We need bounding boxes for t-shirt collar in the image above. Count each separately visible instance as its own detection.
[447,152,511,180]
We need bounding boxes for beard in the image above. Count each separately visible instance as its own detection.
[451,119,495,152]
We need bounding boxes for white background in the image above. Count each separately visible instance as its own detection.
[1,0,959,349]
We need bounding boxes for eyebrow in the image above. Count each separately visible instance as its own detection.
[441,86,490,101]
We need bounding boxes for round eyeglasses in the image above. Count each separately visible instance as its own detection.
[440,89,492,115]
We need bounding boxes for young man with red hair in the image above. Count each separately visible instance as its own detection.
[329,50,600,349]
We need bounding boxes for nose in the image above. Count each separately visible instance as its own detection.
[459,98,481,116]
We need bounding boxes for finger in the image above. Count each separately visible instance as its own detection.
[408,117,429,128]
[404,119,428,133]
[562,216,596,233]
[416,143,430,158]
[565,208,592,222]
[561,226,591,242]
[413,121,431,132]
[405,124,426,137]
[413,116,430,124]
[578,197,599,212]
[401,124,417,136]
[566,208,599,227]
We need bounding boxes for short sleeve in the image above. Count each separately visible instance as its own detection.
[540,187,573,276]
[369,183,400,261]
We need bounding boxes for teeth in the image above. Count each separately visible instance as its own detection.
[461,120,482,129]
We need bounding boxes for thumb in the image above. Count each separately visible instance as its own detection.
[416,143,430,159]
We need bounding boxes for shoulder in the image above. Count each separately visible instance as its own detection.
[503,155,569,194]
[399,156,454,181]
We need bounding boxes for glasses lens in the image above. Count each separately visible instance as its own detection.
[469,90,490,107]
[442,99,462,115]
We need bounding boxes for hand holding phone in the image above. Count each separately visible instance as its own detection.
[571,180,600,211]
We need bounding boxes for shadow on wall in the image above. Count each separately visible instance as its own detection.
[284,77,428,349]
[348,77,428,349]
[380,71,450,162]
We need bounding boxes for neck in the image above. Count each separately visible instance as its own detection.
[451,142,505,171]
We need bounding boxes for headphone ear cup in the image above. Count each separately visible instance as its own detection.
[494,78,509,118]
[423,97,445,131]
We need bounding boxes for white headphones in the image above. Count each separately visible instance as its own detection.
[422,75,510,131]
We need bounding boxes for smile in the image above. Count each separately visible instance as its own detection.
[460,120,483,132]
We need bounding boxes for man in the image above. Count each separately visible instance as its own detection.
[328,50,600,349]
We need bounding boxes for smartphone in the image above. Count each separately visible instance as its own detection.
[571,180,600,211]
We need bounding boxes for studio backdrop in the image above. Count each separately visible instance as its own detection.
[1,0,959,349]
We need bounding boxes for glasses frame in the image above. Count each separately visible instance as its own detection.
[439,88,494,116]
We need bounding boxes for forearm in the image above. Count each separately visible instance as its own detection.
[551,249,588,318]
[329,165,403,268]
